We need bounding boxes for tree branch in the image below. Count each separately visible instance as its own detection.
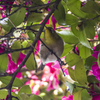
[6,0,61,99]
[0,47,31,55]
[40,39,66,76]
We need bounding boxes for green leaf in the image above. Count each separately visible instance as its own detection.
[27,13,44,22]
[0,76,24,87]
[68,67,77,81]
[31,24,41,31]
[61,44,73,57]
[0,89,8,99]
[65,53,81,67]
[85,56,97,70]
[27,31,35,41]
[75,60,87,86]
[11,40,21,64]
[25,53,35,70]
[81,89,92,100]
[61,0,68,13]
[18,85,32,95]
[29,95,43,100]
[0,18,11,31]
[22,40,32,54]
[71,23,79,37]
[83,21,95,39]
[20,93,30,100]
[12,77,24,87]
[8,7,26,27]
[22,40,28,48]
[50,0,56,3]
[12,92,21,100]
[73,89,82,100]
[73,82,83,92]
[80,46,91,59]
[71,20,95,40]
[31,0,44,6]
[66,14,79,25]
[58,30,79,44]
[81,0,100,14]
[13,77,24,87]
[94,84,100,93]
[54,3,66,25]
[87,75,99,83]
[66,81,74,94]
[67,0,87,18]
[71,22,92,48]
[0,54,8,73]
[77,29,91,49]
[95,44,100,51]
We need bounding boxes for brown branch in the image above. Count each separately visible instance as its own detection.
[74,85,100,95]
[0,2,55,21]
[0,1,54,9]
[40,39,66,76]
[6,0,61,99]
[82,15,100,23]
[0,72,13,77]
[0,47,31,55]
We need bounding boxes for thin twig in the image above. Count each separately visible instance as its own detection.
[0,2,55,20]
[82,15,100,23]
[40,39,66,76]
[0,47,31,55]
[0,72,13,77]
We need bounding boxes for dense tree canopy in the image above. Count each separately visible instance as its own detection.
[0,0,100,100]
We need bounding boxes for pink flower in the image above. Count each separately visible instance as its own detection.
[40,0,57,29]
[62,95,73,100]
[0,42,6,53]
[94,34,98,40]
[92,95,100,100]
[47,0,57,30]
[51,15,57,30]
[0,0,14,18]
[46,80,54,91]
[25,79,45,95]
[0,42,25,79]
[17,52,26,65]
[48,0,51,3]
[92,51,99,59]
[46,18,50,24]
[51,61,60,69]
[7,52,25,79]
[81,2,86,7]
[25,1,31,5]
[1,95,9,100]
[89,84,100,100]
[41,63,59,91]
[51,60,69,75]
[91,46,100,81]
[64,67,69,75]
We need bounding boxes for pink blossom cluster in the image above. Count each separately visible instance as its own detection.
[91,47,100,81]
[0,0,14,18]
[24,62,60,95]
[42,63,59,91]
[0,41,25,79]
